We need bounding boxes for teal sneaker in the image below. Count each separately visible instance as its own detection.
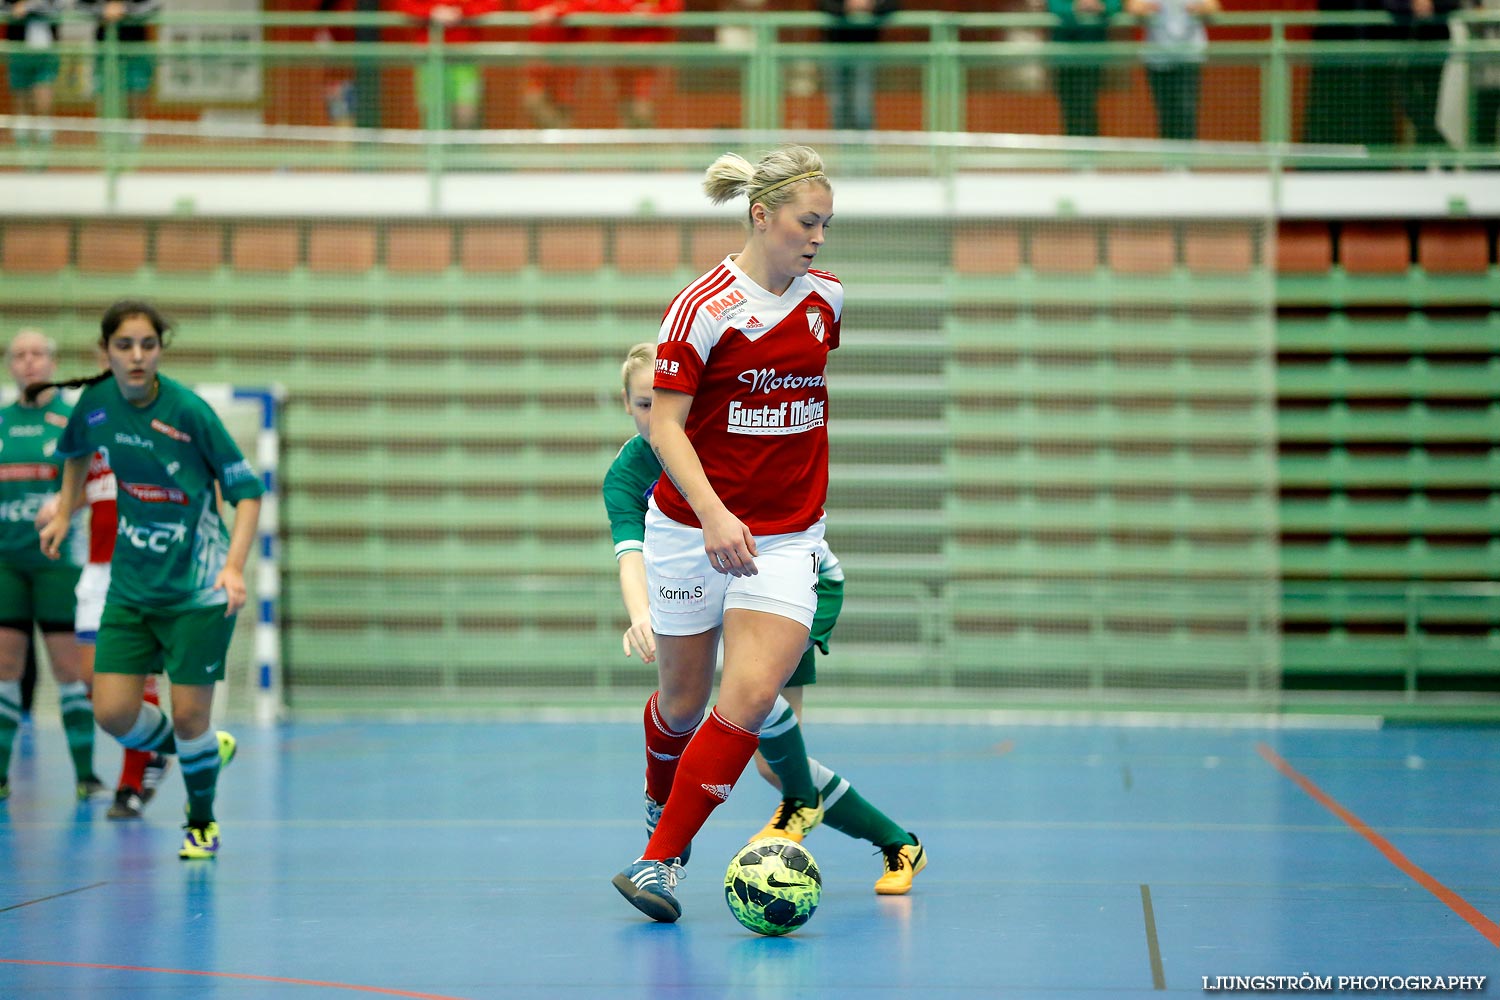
[76,775,108,801]
[179,821,221,860]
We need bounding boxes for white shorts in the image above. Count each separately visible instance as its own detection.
[645,502,825,636]
[74,561,111,643]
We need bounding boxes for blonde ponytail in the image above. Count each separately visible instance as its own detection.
[702,146,831,221]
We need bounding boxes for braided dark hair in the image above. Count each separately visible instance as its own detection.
[23,299,173,403]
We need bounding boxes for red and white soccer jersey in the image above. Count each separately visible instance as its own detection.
[653,255,843,535]
[83,449,117,566]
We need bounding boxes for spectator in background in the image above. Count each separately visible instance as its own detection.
[1389,0,1460,147]
[314,0,359,131]
[820,0,899,131]
[1126,0,1217,140]
[1469,0,1500,146]
[397,0,494,130]
[77,0,159,138]
[4,0,60,147]
[602,0,681,128]
[521,0,583,128]
[1303,0,1394,148]
[1049,0,1121,137]
[715,0,761,52]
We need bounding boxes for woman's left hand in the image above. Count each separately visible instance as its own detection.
[34,494,59,530]
[213,566,248,617]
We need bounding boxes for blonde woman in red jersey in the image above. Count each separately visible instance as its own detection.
[612,145,842,922]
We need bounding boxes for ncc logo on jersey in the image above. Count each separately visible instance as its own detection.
[806,307,827,344]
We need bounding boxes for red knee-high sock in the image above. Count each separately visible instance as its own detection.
[116,678,160,791]
[643,708,759,861]
[644,691,698,805]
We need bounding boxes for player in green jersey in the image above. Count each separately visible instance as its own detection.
[36,301,263,860]
[605,342,926,894]
[0,329,104,801]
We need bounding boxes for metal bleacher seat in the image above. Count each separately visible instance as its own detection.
[1,221,70,274]
[688,221,744,272]
[612,222,681,275]
[155,221,225,274]
[458,223,529,273]
[1339,222,1410,275]
[1029,223,1098,275]
[385,224,454,274]
[1183,222,1259,274]
[230,222,301,273]
[951,224,1022,275]
[537,222,607,273]
[1104,223,1176,275]
[1276,221,1334,273]
[1417,221,1490,275]
[76,221,148,274]
[307,223,378,274]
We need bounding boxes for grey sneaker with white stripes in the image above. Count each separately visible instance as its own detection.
[611,857,684,923]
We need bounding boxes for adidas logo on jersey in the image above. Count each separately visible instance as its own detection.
[743,315,764,330]
[700,783,733,801]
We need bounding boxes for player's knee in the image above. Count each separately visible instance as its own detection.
[92,699,137,737]
[170,705,212,741]
[657,691,706,733]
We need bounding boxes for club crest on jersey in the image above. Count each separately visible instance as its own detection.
[806,307,827,343]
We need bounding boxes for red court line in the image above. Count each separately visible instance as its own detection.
[0,960,472,999]
[1255,742,1500,949]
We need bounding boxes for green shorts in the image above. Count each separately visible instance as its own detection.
[7,50,61,92]
[96,602,236,686]
[786,573,844,688]
[786,644,818,688]
[94,50,155,94]
[0,559,81,632]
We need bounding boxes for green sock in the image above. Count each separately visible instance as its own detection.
[119,702,176,755]
[0,680,19,783]
[58,682,97,782]
[811,758,913,849]
[177,729,221,826]
[757,696,819,803]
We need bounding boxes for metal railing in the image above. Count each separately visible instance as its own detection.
[1,9,1497,176]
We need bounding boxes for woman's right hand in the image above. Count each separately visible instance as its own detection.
[37,512,68,560]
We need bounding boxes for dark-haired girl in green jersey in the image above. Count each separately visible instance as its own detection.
[37,300,263,860]
[605,342,925,896]
[0,329,103,802]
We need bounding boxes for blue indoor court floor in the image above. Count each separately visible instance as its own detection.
[1,716,1496,999]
